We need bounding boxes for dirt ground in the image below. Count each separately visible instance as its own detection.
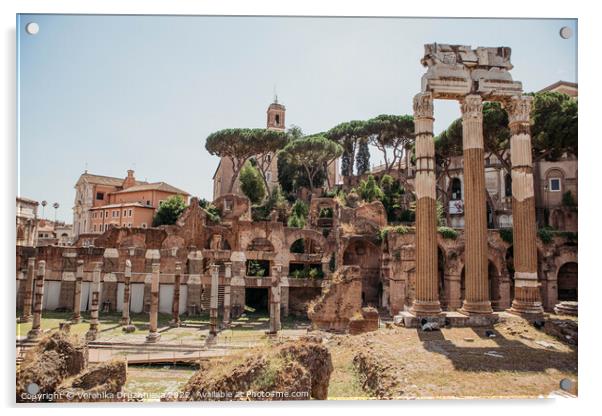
[326,317,578,399]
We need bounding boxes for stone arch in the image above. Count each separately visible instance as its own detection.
[247,237,275,252]
[286,229,328,257]
[557,262,578,301]
[343,238,382,307]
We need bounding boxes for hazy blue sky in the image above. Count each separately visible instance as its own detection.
[17,15,577,222]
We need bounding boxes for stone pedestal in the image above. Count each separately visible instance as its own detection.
[146,262,161,342]
[27,260,45,340]
[85,262,102,341]
[20,257,36,323]
[121,259,136,331]
[409,92,442,317]
[170,262,182,327]
[268,265,282,334]
[71,259,84,323]
[459,95,493,316]
[505,95,544,319]
[209,263,219,336]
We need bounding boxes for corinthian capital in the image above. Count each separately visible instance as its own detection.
[413,92,433,119]
[507,95,532,125]
[460,94,483,121]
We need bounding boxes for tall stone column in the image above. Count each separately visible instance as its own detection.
[268,264,282,334]
[121,259,132,326]
[209,263,219,336]
[146,262,161,342]
[170,261,182,327]
[20,257,36,323]
[86,262,102,341]
[72,260,84,323]
[506,95,544,318]
[459,95,493,315]
[410,92,442,316]
[222,262,232,328]
[27,260,46,339]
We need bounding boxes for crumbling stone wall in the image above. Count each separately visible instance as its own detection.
[307,266,361,331]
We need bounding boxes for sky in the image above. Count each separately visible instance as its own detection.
[17,15,577,223]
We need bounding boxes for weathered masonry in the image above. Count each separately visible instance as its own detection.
[17,192,576,325]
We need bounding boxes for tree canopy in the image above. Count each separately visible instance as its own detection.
[152,195,187,227]
[364,114,414,175]
[278,135,343,190]
[239,161,266,204]
[205,128,287,193]
[326,120,367,181]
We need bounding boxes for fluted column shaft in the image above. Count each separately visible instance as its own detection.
[21,257,36,322]
[72,260,84,323]
[146,262,161,342]
[27,260,46,339]
[410,92,442,316]
[459,95,493,315]
[506,95,544,317]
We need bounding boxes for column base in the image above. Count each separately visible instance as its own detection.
[71,316,82,324]
[459,300,494,316]
[27,328,42,340]
[169,319,181,328]
[19,315,32,323]
[85,329,98,341]
[507,300,545,321]
[409,300,442,317]
[119,317,130,326]
[146,332,161,343]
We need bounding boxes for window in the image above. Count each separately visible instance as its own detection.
[128,209,132,217]
[450,178,462,200]
[141,223,147,228]
[275,114,280,125]
[105,211,109,218]
[128,223,132,228]
[93,225,96,232]
[123,210,127,216]
[96,192,105,200]
[504,173,512,197]
[146,200,151,206]
[112,210,119,217]
[549,178,561,192]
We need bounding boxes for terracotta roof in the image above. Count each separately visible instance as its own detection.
[112,182,190,196]
[89,202,154,210]
[79,172,147,187]
[538,80,578,93]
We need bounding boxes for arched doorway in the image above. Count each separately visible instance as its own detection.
[343,239,381,307]
[488,261,501,310]
[557,262,578,301]
[506,246,514,302]
[438,247,446,309]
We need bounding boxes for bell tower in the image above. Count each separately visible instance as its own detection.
[266,95,286,131]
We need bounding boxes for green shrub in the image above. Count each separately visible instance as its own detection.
[499,228,513,244]
[358,175,384,202]
[240,161,266,204]
[318,207,334,218]
[538,227,554,244]
[437,226,458,240]
[562,190,576,207]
